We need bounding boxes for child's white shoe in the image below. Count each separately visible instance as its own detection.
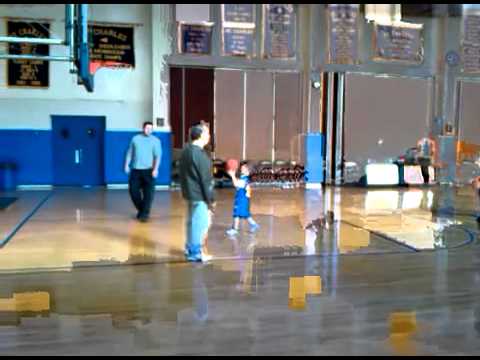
[226,228,239,236]
[249,223,260,233]
[201,253,213,262]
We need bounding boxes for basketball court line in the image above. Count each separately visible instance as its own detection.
[0,191,54,248]
[339,219,477,252]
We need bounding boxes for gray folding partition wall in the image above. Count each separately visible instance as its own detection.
[214,69,245,161]
[245,71,275,161]
[275,73,303,163]
[343,73,433,182]
[456,80,480,183]
[458,80,480,146]
[214,69,303,163]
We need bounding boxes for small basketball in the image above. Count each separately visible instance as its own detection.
[225,159,239,172]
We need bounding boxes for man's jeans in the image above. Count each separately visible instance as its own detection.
[185,201,210,261]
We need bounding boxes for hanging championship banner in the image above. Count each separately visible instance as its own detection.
[373,23,424,64]
[223,4,255,24]
[264,4,296,59]
[7,21,50,88]
[223,27,255,57]
[462,13,480,73]
[178,23,213,55]
[327,4,360,65]
[221,4,255,57]
[88,24,135,73]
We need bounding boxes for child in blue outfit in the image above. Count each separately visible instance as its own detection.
[226,161,259,236]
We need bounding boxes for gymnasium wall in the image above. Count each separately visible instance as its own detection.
[0,4,172,186]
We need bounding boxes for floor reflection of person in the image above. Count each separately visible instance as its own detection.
[431,185,455,218]
[474,305,480,335]
[192,266,208,322]
[127,219,156,263]
[472,176,480,224]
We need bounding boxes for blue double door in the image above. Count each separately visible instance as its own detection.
[52,115,106,186]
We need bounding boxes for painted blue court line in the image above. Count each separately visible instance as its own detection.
[0,191,54,248]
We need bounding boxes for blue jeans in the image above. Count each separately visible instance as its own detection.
[185,201,210,261]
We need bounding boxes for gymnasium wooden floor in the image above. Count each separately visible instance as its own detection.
[0,186,479,355]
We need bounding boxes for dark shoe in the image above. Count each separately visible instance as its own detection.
[477,216,480,224]
[138,216,149,223]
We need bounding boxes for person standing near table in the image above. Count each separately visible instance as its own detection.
[417,135,436,185]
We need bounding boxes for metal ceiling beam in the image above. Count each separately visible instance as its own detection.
[0,4,75,47]
[0,36,64,45]
[0,53,71,61]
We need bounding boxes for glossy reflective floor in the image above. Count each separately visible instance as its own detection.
[0,186,479,355]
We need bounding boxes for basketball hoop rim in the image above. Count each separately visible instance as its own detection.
[89,60,132,75]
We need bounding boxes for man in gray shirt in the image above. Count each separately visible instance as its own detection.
[124,121,162,222]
